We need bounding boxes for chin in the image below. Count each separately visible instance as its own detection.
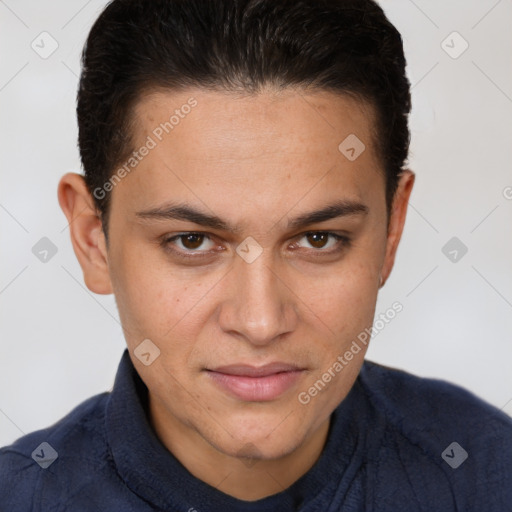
[205,414,308,461]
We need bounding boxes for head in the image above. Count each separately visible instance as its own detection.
[59,0,414,464]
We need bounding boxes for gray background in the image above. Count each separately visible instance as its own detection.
[1,0,511,446]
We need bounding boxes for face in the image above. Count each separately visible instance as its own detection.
[63,86,413,462]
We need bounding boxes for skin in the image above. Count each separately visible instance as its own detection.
[58,86,414,501]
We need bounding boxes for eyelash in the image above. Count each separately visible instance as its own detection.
[160,231,351,260]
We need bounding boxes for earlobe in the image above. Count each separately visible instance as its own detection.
[379,169,415,287]
[57,172,113,295]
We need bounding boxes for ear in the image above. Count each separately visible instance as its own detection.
[57,172,113,295]
[379,169,415,287]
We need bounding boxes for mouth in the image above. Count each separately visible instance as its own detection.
[205,363,305,402]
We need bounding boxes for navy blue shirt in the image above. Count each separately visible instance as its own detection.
[1,350,511,511]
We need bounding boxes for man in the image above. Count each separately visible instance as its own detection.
[1,0,511,510]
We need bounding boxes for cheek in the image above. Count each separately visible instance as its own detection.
[110,246,220,349]
[305,261,379,339]
[108,243,172,341]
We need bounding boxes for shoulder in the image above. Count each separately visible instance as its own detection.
[360,359,512,437]
[359,360,512,509]
[0,391,110,510]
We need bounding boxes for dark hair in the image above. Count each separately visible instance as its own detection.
[77,0,411,238]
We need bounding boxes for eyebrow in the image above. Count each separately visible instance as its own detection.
[135,199,369,233]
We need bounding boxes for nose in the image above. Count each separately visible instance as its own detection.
[217,252,297,347]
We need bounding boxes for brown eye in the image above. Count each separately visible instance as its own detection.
[306,232,329,249]
[180,233,205,249]
[293,232,351,254]
[162,232,216,254]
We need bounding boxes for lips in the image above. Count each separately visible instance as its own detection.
[205,363,305,402]
[212,362,301,377]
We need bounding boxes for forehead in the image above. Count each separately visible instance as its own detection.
[134,86,377,160]
[110,87,385,228]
